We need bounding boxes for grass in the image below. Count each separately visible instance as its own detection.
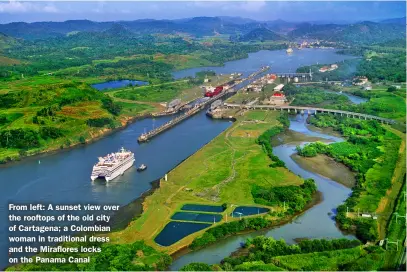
[382,182,406,269]
[113,74,233,104]
[376,125,406,240]
[108,110,302,253]
[271,246,365,271]
[226,81,279,104]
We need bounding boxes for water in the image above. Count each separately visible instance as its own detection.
[169,114,355,270]
[0,111,231,269]
[231,206,270,217]
[1,48,356,269]
[91,80,149,91]
[181,204,224,213]
[171,212,223,223]
[154,221,212,247]
[324,90,367,104]
[172,48,356,79]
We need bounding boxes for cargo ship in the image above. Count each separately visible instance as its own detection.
[91,147,135,182]
[204,85,224,98]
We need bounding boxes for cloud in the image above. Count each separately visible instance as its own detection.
[0,0,60,13]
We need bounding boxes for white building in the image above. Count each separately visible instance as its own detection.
[273,84,284,92]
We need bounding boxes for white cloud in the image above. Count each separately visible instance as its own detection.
[0,0,60,13]
[221,0,266,12]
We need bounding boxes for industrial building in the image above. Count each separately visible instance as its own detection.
[273,84,285,92]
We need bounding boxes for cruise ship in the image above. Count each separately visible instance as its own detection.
[91,147,135,182]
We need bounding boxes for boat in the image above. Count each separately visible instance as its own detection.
[91,147,135,182]
[137,164,147,171]
[204,85,224,98]
[286,48,293,54]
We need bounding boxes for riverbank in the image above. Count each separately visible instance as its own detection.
[0,111,155,166]
[172,190,323,264]
[291,154,355,188]
[107,110,302,254]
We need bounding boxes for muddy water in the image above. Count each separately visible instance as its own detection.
[169,113,355,270]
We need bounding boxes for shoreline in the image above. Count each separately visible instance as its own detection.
[0,112,154,167]
[291,153,356,188]
[169,191,323,265]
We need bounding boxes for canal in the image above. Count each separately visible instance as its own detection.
[169,113,355,270]
[1,48,357,269]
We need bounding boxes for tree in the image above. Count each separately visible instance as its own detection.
[181,262,213,271]
[387,86,397,92]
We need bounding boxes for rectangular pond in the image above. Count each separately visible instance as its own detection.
[171,212,222,223]
[231,206,270,217]
[91,79,149,91]
[181,204,224,213]
[154,221,211,246]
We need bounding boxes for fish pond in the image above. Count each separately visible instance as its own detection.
[231,206,270,217]
[181,204,224,213]
[154,221,211,246]
[171,212,223,223]
[92,79,149,91]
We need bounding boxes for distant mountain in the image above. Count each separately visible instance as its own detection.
[238,28,285,42]
[218,16,258,25]
[379,17,406,25]
[288,21,406,44]
[0,32,20,51]
[103,23,134,36]
[264,19,298,34]
[0,17,258,40]
[288,23,345,41]
[0,17,405,44]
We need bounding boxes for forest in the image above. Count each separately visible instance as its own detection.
[256,126,286,167]
[252,179,317,213]
[7,241,172,271]
[296,114,402,242]
[182,237,378,271]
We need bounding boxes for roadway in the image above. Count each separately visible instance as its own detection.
[223,103,397,124]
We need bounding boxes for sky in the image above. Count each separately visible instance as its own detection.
[0,1,405,24]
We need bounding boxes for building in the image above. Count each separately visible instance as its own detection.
[319,64,338,73]
[265,92,287,105]
[319,66,329,73]
[167,99,181,110]
[353,76,369,86]
[273,84,284,92]
[266,74,277,84]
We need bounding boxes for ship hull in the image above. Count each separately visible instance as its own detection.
[91,157,135,182]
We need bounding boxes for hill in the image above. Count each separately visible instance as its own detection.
[288,21,406,44]
[380,17,406,25]
[238,28,285,42]
[0,17,261,40]
[0,32,19,51]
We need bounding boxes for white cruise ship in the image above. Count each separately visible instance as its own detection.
[91,147,135,182]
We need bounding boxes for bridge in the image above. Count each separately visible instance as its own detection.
[223,103,396,124]
[274,69,313,83]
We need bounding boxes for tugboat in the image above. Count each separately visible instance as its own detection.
[137,164,147,172]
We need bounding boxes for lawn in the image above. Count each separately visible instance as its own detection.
[108,110,302,253]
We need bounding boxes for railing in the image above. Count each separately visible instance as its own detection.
[223,103,397,124]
